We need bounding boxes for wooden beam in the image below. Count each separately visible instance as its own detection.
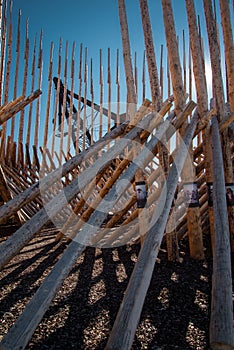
[209,116,234,349]
[0,90,42,125]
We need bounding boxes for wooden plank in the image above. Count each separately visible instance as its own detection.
[106,112,198,350]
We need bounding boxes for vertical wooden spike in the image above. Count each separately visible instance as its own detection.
[33,29,43,150]
[167,54,171,99]
[203,0,225,117]
[219,0,234,112]
[4,0,12,104]
[82,46,87,151]
[134,51,138,98]
[90,57,94,144]
[183,30,187,92]
[116,48,121,126]
[43,42,54,150]
[220,0,234,252]
[0,0,7,105]
[0,0,7,162]
[1,0,13,162]
[18,17,29,164]
[26,34,37,146]
[99,48,103,139]
[59,40,68,162]
[11,9,20,141]
[67,41,75,154]
[51,37,62,156]
[107,47,111,132]
[160,44,164,101]
[75,43,82,154]
[140,0,161,110]
[162,0,186,114]
[188,44,192,101]
[118,0,137,118]
[142,51,146,103]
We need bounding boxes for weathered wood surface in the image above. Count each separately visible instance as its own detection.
[139,0,161,110]
[105,112,198,350]
[162,0,186,113]
[219,0,234,113]
[209,116,234,350]
[0,90,41,125]
[118,0,137,111]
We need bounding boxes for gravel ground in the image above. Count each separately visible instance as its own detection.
[0,225,233,350]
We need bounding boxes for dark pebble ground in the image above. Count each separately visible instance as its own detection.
[0,226,233,350]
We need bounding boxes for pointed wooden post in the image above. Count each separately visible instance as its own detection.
[33,30,43,152]
[118,0,137,117]
[219,0,234,113]
[11,9,21,143]
[26,35,37,148]
[43,42,54,150]
[139,0,161,110]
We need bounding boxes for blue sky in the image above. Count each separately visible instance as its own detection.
[4,0,233,147]
[8,1,213,106]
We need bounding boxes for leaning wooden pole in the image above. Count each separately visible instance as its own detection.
[118,0,137,117]
[204,0,234,251]
[106,112,198,350]
[139,0,161,110]
[219,0,234,113]
[161,0,186,113]
[209,115,234,350]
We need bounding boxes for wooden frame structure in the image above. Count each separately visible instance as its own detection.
[0,0,233,349]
